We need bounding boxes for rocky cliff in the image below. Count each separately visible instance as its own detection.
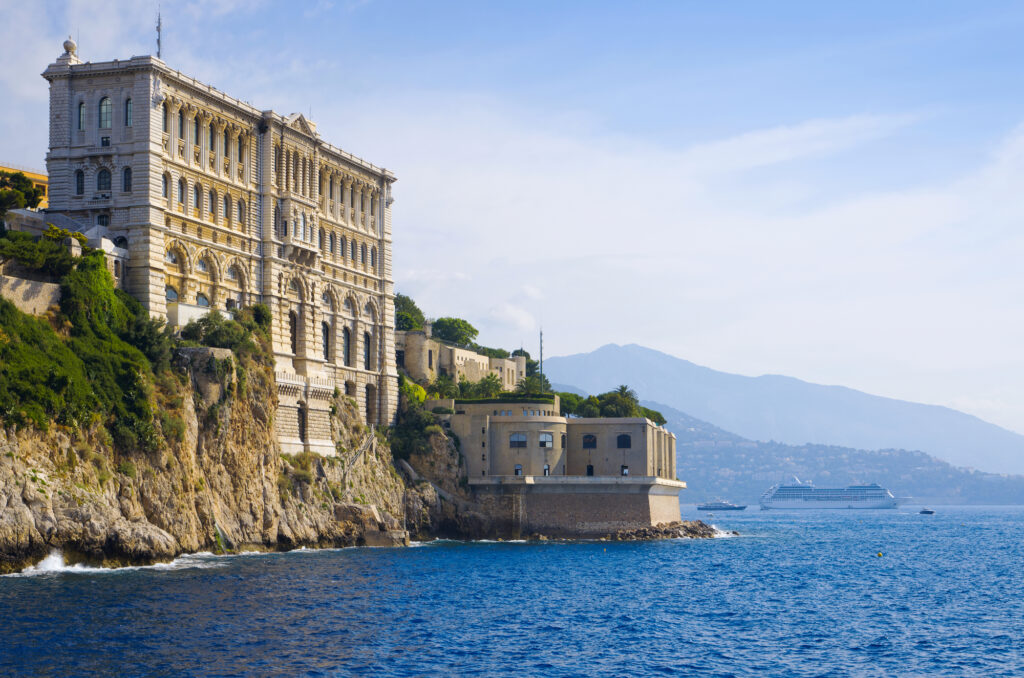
[0,346,410,574]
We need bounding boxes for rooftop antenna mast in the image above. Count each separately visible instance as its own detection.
[156,8,162,59]
[539,328,544,379]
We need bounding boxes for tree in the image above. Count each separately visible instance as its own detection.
[394,293,425,331]
[516,373,551,395]
[477,373,503,398]
[0,171,44,222]
[431,317,478,346]
[557,391,583,416]
[615,384,639,405]
[428,373,458,399]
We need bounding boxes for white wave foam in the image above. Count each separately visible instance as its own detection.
[710,525,739,538]
[6,549,226,577]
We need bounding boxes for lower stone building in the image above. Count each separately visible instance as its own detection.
[429,395,685,535]
[396,326,526,391]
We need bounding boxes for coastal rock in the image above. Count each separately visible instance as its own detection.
[0,352,411,574]
[610,520,718,541]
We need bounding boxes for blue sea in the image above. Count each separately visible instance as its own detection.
[3,505,1023,677]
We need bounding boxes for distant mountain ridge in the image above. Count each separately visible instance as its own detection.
[643,400,1024,504]
[545,343,1024,475]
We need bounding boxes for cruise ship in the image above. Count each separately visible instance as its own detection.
[759,478,901,509]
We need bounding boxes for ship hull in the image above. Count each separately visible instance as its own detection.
[759,498,900,509]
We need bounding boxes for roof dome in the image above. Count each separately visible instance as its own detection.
[63,36,77,55]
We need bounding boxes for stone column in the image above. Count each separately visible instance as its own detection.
[342,178,352,226]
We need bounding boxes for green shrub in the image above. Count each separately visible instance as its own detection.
[116,460,137,479]
[157,411,185,444]
[424,424,443,436]
[293,468,314,484]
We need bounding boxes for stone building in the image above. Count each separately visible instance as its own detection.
[428,395,685,535]
[39,39,398,455]
[396,327,526,391]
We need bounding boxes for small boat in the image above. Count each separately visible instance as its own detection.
[919,508,935,515]
[697,500,746,511]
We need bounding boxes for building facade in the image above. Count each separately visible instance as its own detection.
[428,396,685,535]
[396,327,527,391]
[41,39,398,455]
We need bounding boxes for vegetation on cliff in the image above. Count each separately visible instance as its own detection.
[557,386,666,425]
[0,170,44,220]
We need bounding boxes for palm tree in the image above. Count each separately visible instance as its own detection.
[615,384,638,405]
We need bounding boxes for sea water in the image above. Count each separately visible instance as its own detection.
[2,505,1023,677]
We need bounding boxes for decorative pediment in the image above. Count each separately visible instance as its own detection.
[285,113,317,137]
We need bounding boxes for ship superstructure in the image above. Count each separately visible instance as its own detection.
[759,478,900,509]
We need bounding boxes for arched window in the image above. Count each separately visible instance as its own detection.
[514,464,523,476]
[543,464,551,476]
[77,102,85,130]
[223,132,230,157]
[196,293,210,307]
[165,286,178,301]
[342,327,351,367]
[178,110,184,137]
[165,250,178,265]
[370,247,377,269]
[561,433,566,449]
[363,331,371,369]
[226,266,238,281]
[360,244,367,264]
[98,97,111,128]
[75,170,84,195]
[586,464,594,477]
[96,169,111,191]
[209,122,216,151]
[196,258,208,273]
[237,136,244,163]
[319,229,325,251]
[124,98,132,127]
[178,179,185,204]
[193,117,200,146]
[350,240,357,260]
[224,195,231,224]
[162,104,168,133]
[339,236,346,258]
[237,200,245,227]
[321,292,333,311]
[122,167,132,192]
[162,174,168,198]
[113,236,127,249]
[616,434,632,449]
[297,406,306,443]
[193,184,202,212]
[329,232,335,255]
[289,311,299,354]
[582,434,597,449]
[539,433,553,448]
[209,190,216,221]
[322,322,331,361]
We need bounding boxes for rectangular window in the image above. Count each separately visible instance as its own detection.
[100,137,110,147]
[543,464,550,476]
[539,433,553,449]
[582,434,597,449]
[621,465,630,476]
[509,433,527,449]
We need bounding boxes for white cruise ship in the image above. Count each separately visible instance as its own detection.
[759,477,901,509]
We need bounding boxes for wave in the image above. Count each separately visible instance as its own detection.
[6,549,227,577]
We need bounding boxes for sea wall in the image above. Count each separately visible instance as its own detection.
[469,477,686,537]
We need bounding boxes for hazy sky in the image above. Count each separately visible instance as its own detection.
[4,1,1024,434]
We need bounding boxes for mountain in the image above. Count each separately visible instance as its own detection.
[545,343,1024,474]
[645,401,1024,504]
